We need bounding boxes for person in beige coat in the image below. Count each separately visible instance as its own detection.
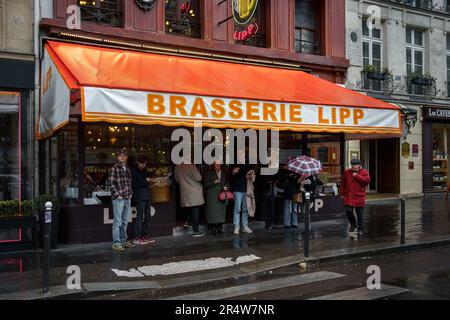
[174,161,205,237]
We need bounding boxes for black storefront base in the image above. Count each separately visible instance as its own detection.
[58,202,177,244]
[0,216,35,252]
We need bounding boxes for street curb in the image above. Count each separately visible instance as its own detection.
[302,238,450,265]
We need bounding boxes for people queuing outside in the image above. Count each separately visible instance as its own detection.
[108,149,134,252]
[174,158,206,238]
[205,160,229,236]
[131,156,157,245]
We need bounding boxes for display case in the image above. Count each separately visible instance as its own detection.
[431,124,449,192]
[432,154,448,191]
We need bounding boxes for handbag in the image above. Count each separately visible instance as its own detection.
[218,190,234,201]
[292,192,303,203]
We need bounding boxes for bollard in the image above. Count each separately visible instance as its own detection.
[304,192,310,258]
[400,198,406,245]
[43,202,52,294]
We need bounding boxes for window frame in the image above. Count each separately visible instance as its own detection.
[406,27,425,76]
[165,0,202,39]
[294,0,321,54]
[77,0,124,28]
[362,19,383,69]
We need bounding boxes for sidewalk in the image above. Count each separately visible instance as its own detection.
[1,195,449,299]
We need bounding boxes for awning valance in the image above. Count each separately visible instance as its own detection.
[37,40,402,139]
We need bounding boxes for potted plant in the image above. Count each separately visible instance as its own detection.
[34,195,61,249]
[362,65,390,80]
[0,200,35,251]
[410,72,435,86]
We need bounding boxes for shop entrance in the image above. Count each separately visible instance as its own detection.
[362,139,399,194]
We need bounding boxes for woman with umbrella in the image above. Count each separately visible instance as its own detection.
[286,156,323,230]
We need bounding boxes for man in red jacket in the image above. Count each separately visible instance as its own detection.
[339,159,371,237]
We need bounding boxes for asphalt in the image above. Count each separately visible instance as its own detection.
[0,194,449,300]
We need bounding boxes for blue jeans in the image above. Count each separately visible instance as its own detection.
[112,198,131,245]
[283,200,298,227]
[233,192,248,228]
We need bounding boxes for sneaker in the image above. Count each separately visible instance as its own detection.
[284,226,291,229]
[348,226,357,236]
[192,231,205,238]
[143,236,156,244]
[112,244,125,252]
[357,229,364,237]
[132,238,148,245]
[291,225,298,229]
[183,222,191,228]
[242,227,253,234]
[234,227,240,235]
[123,241,136,248]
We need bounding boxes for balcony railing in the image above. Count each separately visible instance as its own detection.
[295,40,322,55]
[406,76,437,97]
[389,0,449,14]
[361,71,394,93]
[78,1,123,27]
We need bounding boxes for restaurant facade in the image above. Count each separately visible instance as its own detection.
[37,0,403,244]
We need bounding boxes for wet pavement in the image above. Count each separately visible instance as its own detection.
[0,194,450,299]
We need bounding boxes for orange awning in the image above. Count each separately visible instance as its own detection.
[40,40,402,136]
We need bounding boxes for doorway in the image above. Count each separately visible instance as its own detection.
[361,138,399,194]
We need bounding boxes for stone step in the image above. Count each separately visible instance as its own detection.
[309,284,409,300]
[164,271,346,300]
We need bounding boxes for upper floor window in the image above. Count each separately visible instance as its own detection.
[405,0,432,11]
[406,27,426,94]
[362,19,382,70]
[77,0,123,27]
[165,0,201,39]
[295,0,321,55]
[362,19,384,91]
[233,0,267,48]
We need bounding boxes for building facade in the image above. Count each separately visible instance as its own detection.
[34,0,401,244]
[346,0,450,196]
[0,0,35,202]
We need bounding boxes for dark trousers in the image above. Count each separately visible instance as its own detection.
[189,206,201,232]
[345,206,364,229]
[134,200,151,239]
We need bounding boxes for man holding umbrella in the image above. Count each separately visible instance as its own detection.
[339,159,371,237]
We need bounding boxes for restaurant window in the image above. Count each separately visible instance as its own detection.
[431,124,450,192]
[233,0,267,48]
[57,124,79,205]
[165,0,201,39]
[295,0,321,55]
[406,27,425,95]
[83,125,174,205]
[0,92,20,201]
[362,18,383,91]
[77,0,123,27]
[307,134,341,185]
[278,133,304,164]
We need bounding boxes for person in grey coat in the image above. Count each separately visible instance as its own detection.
[205,160,229,236]
[131,156,156,245]
[174,160,205,237]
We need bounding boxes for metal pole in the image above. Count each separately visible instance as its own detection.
[304,192,310,258]
[43,202,52,294]
[401,198,406,245]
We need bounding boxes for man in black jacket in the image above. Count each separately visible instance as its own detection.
[131,156,156,245]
